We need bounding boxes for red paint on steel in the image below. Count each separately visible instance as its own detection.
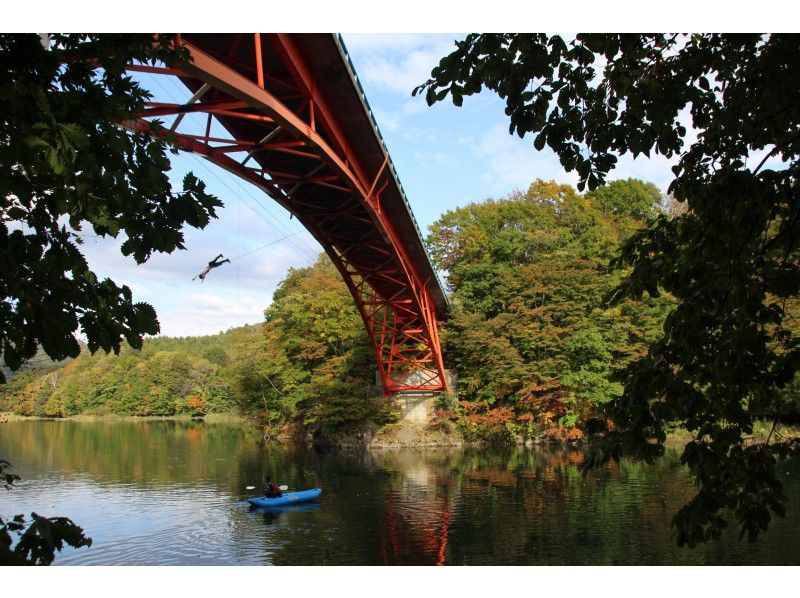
[254,33,264,89]
[124,34,449,393]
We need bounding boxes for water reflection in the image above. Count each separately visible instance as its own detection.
[251,503,322,525]
[1,420,799,565]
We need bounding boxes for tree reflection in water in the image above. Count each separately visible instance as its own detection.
[3,420,799,565]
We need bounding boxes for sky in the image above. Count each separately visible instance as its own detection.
[7,2,790,340]
[70,31,686,339]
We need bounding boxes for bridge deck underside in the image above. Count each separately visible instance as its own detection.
[128,34,448,393]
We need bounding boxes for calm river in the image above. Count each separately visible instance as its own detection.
[1,418,799,565]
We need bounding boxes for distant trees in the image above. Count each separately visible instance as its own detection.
[0,335,238,417]
[1,257,395,439]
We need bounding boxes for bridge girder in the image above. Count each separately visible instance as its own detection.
[124,34,449,394]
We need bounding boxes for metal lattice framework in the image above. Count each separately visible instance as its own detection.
[123,34,449,394]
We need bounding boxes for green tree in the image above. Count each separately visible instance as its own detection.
[561,328,623,408]
[415,33,800,546]
[428,179,669,440]
[0,33,221,381]
[587,178,662,222]
[218,255,398,437]
[258,256,380,437]
[0,336,238,418]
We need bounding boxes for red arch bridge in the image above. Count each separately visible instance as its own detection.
[124,34,450,395]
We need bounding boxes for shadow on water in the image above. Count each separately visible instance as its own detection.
[249,503,322,525]
[1,419,799,565]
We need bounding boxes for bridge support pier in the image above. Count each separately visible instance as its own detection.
[375,369,458,423]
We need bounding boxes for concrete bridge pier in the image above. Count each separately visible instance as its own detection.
[376,370,458,423]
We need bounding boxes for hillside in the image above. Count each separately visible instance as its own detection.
[0,327,258,417]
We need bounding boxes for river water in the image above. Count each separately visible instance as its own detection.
[1,418,799,565]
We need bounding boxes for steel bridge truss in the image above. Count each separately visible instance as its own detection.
[123,34,448,394]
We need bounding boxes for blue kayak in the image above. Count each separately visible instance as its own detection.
[247,488,322,508]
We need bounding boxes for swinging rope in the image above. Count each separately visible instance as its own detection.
[230,233,297,262]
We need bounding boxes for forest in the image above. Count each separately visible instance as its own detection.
[2,176,698,444]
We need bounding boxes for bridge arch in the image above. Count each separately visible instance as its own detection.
[124,34,449,394]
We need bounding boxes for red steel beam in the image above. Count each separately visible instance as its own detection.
[126,35,449,394]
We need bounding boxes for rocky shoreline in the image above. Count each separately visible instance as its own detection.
[309,419,585,450]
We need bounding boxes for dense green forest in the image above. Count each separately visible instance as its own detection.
[428,178,674,442]
[0,328,243,417]
[2,177,682,441]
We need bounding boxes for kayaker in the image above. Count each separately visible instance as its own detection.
[263,477,282,498]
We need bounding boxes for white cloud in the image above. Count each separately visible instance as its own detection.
[75,214,319,338]
[432,152,457,168]
[399,124,439,144]
[343,34,459,96]
[356,51,443,96]
[371,107,401,132]
[156,291,268,337]
[66,136,325,339]
[611,153,677,193]
[411,149,456,169]
[467,124,579,196]
[399,98,434,117]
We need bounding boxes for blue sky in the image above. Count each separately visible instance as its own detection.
[75,31,687,338]
[54,34,679,337]
[9,4,781,338]
[101,32,685,338]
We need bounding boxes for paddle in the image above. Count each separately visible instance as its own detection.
[246,484,288,491]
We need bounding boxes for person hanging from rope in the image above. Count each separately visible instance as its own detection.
[192,254,230,282]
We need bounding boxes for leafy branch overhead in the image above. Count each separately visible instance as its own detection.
[414,34,799,195]
[418,34,800,546]
[0,34,222,381]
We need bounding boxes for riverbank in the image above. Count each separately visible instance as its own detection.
[0,411,247,425]
[3,410,797,450]
[324,419,800,450]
